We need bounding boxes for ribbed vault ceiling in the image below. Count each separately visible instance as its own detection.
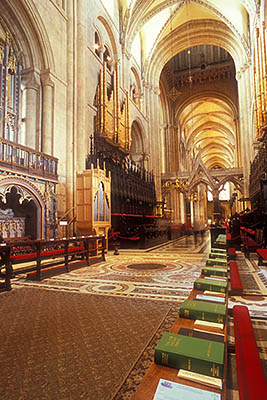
[180,97,236,169]
[122,0,253,171]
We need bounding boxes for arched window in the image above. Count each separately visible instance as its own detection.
[103,46,112,71]
[94,32,101,58]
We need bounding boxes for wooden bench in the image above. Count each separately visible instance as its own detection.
[229,261,243,295]
[0,235,106,290]
[256,248,267,266]
[233,305,267,400]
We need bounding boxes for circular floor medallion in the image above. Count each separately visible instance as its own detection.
[98,285,117,291]
[127,263,167,271]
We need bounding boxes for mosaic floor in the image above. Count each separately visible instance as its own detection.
[12,234,207,301]
[12,233,267,318]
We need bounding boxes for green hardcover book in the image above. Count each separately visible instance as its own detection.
[211,248,227,254]
[179,298,226,323]
[154,332,225,378]
[202,266,228,277]
[209,252,228,260]
[194,277,227,293]
[206,258,227,267]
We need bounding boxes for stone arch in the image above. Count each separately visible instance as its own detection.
[130,119,146,167]
[218,176,244,195]
[189,178,210,193]
[130,66,141,91]
[129,66,142,104]
[125,0,250,66]
[97,16,118,61]
[146,19,249,85]
[0,177,46,239]
[0,0,55,70]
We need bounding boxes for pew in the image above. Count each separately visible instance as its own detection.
[0,235,106,290]
[229,261,243,295]
[233,305,267,400]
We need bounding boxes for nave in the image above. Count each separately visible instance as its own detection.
[1,233,266,400]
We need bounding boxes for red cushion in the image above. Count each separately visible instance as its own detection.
[11,252,37,261]
[40,249,65,257]
[68,246,85,252]
[230,261,242,294]
[257,249,267,259]
[233,305,267,400]
[11,247,85,262]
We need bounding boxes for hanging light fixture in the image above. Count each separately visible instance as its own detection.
[168,3,181,102]
[186,1,193,87]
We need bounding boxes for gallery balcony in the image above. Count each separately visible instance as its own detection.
[0,137,58,182]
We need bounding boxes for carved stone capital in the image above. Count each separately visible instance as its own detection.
[40,70,54,88]
[21,69,41,91]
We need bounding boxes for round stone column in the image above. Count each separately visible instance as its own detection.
[21,70,40,150]
[236,63,253,197]
[41,71,54,155]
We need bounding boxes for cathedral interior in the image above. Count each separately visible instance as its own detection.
[0,1,267,399]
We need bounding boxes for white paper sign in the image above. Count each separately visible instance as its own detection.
[153,379,221,400]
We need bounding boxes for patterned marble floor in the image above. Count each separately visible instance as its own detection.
[12,233,267,315]
[12,234,208,303]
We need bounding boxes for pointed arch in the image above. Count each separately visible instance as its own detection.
[0,176,47,238]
